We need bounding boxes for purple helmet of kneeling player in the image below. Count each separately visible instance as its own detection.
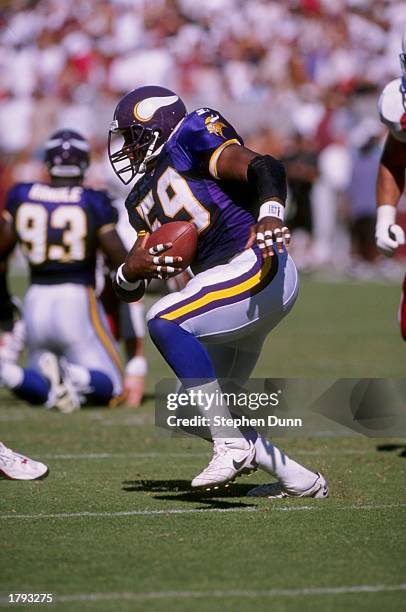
[44,129,90,178]
[108,85,187,184]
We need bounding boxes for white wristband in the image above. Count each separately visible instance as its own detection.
[376,204,396,227]
[125,355,148,377]
[116,264,145,292]
[258,200,285,221]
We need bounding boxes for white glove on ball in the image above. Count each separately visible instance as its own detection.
[375,205,405,257]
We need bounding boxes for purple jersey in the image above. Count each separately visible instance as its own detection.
[4,182,116,286]
[125,108,257,273]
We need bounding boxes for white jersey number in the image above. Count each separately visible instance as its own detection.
[16,203,87,264]
[137,167,211,233]
[157,167,210,232]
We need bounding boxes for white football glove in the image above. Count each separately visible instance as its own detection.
[375,205,405,257]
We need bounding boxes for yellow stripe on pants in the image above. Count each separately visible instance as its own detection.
[87,288,124,376]
[161,257,272,322]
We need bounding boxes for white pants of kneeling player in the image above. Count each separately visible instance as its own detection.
[24,283,123,396]
[147,248,299,383]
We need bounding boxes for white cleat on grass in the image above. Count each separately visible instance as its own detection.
[38,353,80,414]
[247,472,329,499]
[192,440,257,490]
[0,442,49,480]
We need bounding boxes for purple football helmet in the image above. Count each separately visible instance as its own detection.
[44,129,90,178]
[108,85,187,184]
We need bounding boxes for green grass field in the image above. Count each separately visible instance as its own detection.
[1,278,405,611]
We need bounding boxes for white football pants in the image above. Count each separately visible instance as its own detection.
[24,283,123,395]
[147,248,299,383]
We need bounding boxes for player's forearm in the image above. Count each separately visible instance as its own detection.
[377,134,406,208]
[375,144,406,255]
[376,162,404,208]
[98,229,128,269]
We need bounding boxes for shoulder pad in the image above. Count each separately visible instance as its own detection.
[378,78,406,143]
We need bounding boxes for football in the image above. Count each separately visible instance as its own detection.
[145,221,198,272]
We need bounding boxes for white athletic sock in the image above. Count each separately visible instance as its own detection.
[254,435,317,490]
[0,361,24,389]
[187,380,249,448]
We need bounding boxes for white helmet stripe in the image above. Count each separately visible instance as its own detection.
[45,137,89,151]
[70,138,89,151]
[134,95,179,122]
[45,138,63,149]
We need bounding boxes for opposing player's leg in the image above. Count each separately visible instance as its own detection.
[400,274,406,341]
[0,441,49,480]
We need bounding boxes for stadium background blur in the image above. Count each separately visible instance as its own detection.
[0,0,405,277]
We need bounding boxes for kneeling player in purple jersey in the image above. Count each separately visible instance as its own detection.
[109,86,328,498]
[0,130,127,412]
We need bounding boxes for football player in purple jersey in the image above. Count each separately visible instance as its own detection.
[0,130,127,411]
[109,86,328,497]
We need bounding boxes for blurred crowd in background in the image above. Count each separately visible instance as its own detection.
[1,0,405,277]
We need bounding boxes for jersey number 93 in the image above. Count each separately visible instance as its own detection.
[15,203,87,265]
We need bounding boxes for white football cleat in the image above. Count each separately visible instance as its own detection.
[191,440,257,490]
[39,353,80,413]
[0,442,49,480]
[247,472,329,499]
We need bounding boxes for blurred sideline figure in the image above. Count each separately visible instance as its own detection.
[0,441,48,480]
[347,118,382,269]
[0,130,127,411]
[376,34,406,340]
